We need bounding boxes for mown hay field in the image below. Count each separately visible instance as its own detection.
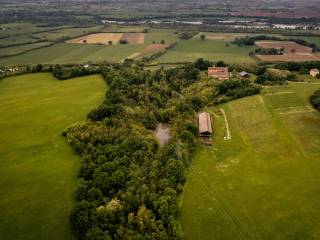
[180,82,320,240]
[67,33,145,44]
[67,33,124,44]
[0,73,107,240]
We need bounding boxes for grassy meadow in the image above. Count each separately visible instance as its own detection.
[0,43,146,64]
[0,73,107,240]
[180,82,320,240]
[0,42,53,58]
[153,39,256,64]
[144,28,178,45]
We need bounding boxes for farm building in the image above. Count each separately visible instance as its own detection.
[198,112,212,144]
[208,67,230,80]
[310,68,319,77]
[239,71,249,77]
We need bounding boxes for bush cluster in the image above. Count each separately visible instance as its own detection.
[310,90,320,111]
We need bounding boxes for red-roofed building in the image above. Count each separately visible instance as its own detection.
[208,67,230,80]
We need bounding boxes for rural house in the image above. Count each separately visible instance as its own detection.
[310,68,319,77]
[208,67,230,80]
[198,112,212,144]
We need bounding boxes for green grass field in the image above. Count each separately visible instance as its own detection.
[0,42,53,57]
[33,26,106,41]
[144,29,178,45]
[153,39,256,64]
[0,43,145,65]
[0,73,107,240]
[0,23,55,38]
[180,82,320,240]
[0,35,41,47]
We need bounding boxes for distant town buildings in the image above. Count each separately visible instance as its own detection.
[272,24,320,30]
[101,19,320,31]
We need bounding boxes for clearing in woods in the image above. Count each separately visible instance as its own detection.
[0,73,107,240]
[180,82,320,240]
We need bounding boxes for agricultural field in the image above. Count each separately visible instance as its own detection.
[153,39,256,63]
[0,73,107,240]
[0,35,41,47]
[0,42,53,58]
[286,36,320,47]
[0,23,55,38]
[255,40,320,62]
[33,26,106,41]
[0,28,178,64]
[0,43,145,65]
[67,32,145,44]
[193,32,259,41]
[180,82,320,240]
[256,41,313,53]
[256,53,320,62]
[144,28,178,45]
[103,24,147,33]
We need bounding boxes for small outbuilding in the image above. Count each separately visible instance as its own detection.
[208,67,230,80]
[239,71,249,77]
[310,68,319,78]
[198,112,212,144]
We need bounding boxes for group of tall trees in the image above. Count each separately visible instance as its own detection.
[255,67,296,85]
[310,90,320,111]
[255,47,284,55]
[276,61,320,74]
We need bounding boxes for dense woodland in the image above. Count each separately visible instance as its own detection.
[59,60,260,240]
[276,61,320,73]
